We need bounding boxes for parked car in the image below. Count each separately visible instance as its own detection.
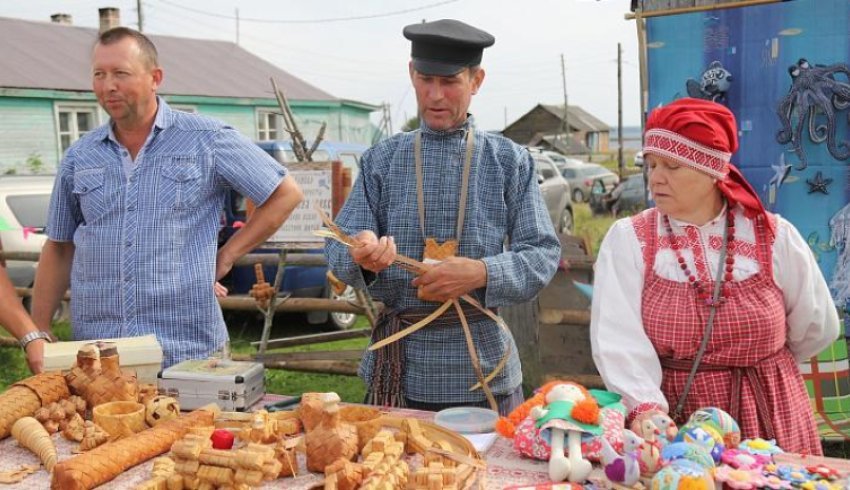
[220,140,368,330]
[561,164,620,203]
[633,150,645,168]
[609,173,648,215]
[0,175,67,317]
[528,147,586,171]
[531,153,574,234]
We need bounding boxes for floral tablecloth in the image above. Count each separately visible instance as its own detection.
[0,394,847,489]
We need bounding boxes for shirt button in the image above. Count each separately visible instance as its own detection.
[128,205,136,211]
[125,241,132,248]
[122,151,128,157]
[80,186,87,192]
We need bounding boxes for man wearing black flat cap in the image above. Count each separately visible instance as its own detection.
[326,19,560,415]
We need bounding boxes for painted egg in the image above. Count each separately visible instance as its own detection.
[689,407,741,448]
[650,459,714,490]
[673,422,725,462]
[661,442,715,471]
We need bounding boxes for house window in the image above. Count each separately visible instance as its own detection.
[56,104,99,153]
[257,110,281,141]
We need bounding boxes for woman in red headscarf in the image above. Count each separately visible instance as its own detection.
[590,98,839,455]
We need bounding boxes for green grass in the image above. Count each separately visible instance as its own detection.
[574,202,619,256]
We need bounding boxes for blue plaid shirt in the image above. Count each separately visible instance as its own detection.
[326,117,560,403]
[47,99,287,368]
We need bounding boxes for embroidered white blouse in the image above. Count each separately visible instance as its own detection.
[590,205,840,413]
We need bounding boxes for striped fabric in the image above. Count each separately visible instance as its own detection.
[326,117,561,404]
[47,98,287,368]
[801,318,850,441]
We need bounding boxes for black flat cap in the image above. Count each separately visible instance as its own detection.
[403,19,495,76]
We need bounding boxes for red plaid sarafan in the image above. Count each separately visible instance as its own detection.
[632,208,822,455]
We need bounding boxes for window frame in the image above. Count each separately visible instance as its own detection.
[54,102,101,154]
[256,109,282,141]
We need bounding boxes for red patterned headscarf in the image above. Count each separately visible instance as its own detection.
[644,98,773,237]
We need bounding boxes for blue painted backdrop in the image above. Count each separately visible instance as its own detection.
[646,0,850,306]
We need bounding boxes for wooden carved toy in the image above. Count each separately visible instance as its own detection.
[65,343,101,397]
[77,421,110,452]
[12,416,57,472]
[305,392,358,472]
[62,414,86,442]
[530,382,598,483]
[250,263,275,309]
[144,396,180,427]
[137,383,159,405]
[85,342,139,408]
[134,457,175,490]
[237,409,279,444]
[298,392,326,432]
[170,433,281,488]
[275,437,300,478]
[325,457,365,490]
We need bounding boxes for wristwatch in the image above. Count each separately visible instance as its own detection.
[19,331,52,350]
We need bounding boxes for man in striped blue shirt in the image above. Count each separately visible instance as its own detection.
[32,27,303,368]
[326,20,560,415]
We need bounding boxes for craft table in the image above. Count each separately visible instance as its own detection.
[0,394,847,489]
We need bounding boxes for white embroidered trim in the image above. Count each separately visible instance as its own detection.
[644,128,730,179]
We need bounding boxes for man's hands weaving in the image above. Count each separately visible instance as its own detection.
[412,257,487,302]
[351,231,397,273]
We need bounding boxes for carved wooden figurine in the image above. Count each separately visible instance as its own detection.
[305,393,357,472]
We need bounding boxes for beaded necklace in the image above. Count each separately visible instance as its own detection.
[663,209,735,307]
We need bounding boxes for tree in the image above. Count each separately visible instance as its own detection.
[401,116,420,132]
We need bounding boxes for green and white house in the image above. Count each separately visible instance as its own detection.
[0,15,378,173]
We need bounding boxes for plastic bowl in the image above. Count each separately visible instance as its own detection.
[434,407,499,434]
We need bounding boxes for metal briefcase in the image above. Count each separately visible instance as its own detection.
[158,359,265,411]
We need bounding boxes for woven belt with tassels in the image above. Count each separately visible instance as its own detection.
[314,206,512,412]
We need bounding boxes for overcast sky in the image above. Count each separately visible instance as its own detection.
[1,0,641,131]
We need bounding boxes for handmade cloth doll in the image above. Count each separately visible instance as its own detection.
[496,380,625,463]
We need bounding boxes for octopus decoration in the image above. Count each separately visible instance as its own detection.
[776,58,850,169]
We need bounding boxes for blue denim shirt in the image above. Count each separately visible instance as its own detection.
[325,118,561,403]
[47,99,287,367]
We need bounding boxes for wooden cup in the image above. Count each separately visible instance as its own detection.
[92,401,146,440]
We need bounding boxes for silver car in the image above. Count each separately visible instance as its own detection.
[0,175,59,313]
[532,153,573,234]
[561,164,620,203]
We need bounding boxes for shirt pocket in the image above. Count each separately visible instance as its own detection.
[159,156,203,209]
[72,168,107,221]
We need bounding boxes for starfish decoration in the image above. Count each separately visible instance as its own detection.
[769,154,792,189]
[806,171,833,194]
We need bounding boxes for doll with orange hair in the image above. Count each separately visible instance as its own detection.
[532,382,602,482]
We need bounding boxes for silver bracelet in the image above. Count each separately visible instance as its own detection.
[19,330,52,350]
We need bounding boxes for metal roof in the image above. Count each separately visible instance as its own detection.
[541,104,611,133]
[0,16,341,102]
